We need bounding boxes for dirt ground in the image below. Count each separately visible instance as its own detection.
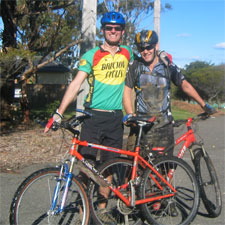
[0,100,224,173]
[0,124,75,173]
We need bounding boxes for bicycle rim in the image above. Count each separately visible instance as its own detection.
[140,156,199,225]
[194,149,222,217]
[10,167,89,225]
[88,158,144,225]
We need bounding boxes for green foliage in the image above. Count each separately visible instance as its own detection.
[182,61,213,82]
[182,61,225,102]
[173,61,225,103]
[45,100,61,116]
[0,46,36,80]
[0,46,35,61]
[0,0,83,120]
[0,0,82,83]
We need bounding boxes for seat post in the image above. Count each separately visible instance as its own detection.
[136,123,145,147]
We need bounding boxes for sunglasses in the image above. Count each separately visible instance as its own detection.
[104,26,123,31]
[138,45,155,52]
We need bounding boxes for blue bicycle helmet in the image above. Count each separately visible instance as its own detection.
[101,11,125,28]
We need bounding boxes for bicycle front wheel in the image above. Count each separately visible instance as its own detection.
[194,148,222,217]
[88,158,144,225]
[140,156,199,225]
[10,167,89,225]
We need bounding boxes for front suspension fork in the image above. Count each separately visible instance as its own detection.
[50,156,77,214]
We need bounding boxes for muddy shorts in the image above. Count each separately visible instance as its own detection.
[126,122,174,158]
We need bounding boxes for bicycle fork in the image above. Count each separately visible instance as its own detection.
[49,165,65,213]
[49,157,76,215]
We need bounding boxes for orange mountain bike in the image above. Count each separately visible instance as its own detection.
[148,113,222,218]
[10,109,200,225]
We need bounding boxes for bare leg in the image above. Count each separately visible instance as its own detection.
[98,175,112,209]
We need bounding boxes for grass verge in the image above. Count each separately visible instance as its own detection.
[171,106,196,120]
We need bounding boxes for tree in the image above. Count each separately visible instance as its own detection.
[1,0,17,48]
[176,61,214,101]
[189,64,225,103]
[173,61,225,103]
[0,0,83,121]
[183,61,214,79]
[1,0,171,123]
[96,0,171,47]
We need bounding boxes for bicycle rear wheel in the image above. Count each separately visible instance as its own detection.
[10,167,89,225]
[88,158,144,225]
[140,156,199,225]
[194,148,222,217]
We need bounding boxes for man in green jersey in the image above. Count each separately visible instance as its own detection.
[45,11,133,224]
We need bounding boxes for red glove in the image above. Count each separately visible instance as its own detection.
[44,110,63,133]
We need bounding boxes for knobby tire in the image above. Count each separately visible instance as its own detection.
[194,148,222,218]
[140,156,200,225]
[9,167,89,225]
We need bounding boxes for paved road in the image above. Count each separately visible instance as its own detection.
[0,115,224,225]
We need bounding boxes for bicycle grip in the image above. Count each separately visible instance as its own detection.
[44,117,54,133]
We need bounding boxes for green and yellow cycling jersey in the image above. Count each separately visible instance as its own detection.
[78,45,133,110]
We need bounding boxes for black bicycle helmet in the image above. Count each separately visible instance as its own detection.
[135,30,158,48]
[101,11,125,28]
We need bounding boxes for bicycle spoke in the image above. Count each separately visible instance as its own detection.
[88,158,143,225]
[10,168,89,225]
[140,156,199,225]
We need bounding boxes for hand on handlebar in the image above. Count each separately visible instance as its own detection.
[44,109,63,133]
[203,103,216,115]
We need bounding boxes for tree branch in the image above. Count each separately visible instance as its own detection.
[21,39,83,78]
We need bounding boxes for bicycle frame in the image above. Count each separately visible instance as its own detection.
[68,134,176,208]
[48,111,200,213]
[145,116,208,188]
[176,118,197,159]
[153,117,203,161]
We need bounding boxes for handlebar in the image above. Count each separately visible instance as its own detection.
[173,112,210,128]
[52,109,212,133]
[59,110,156,133]
[53,109,92,135]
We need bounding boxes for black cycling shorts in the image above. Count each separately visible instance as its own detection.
[78,109,123,163]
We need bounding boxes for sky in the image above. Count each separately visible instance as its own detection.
[1,0,224,68]
[138,0,225,68]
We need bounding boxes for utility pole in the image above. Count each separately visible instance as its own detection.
[77,0,97,110]
[154,0,161,47]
